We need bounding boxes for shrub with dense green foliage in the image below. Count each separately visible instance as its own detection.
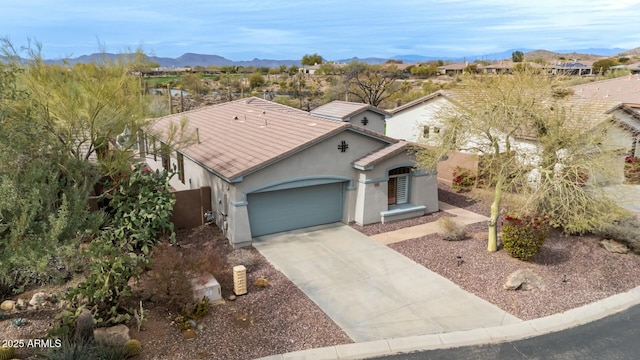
[501,213,548,261]
[451,166,476,193]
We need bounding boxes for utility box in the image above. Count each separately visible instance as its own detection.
[233,265,247,296]
[191,274,222,303]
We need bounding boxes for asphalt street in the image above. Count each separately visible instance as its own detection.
[374,303,640,360]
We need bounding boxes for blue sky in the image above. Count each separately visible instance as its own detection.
[1,0,639,60]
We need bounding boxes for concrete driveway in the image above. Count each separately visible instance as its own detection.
[253,223,520,343]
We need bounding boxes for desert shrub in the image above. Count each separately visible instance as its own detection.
[502,213,548,261]
[451,166,476,193]
[624,156,640,184]
[144,242,196,315]
[437,217,467,241]
[595,215,640,253]
[191,297,211,320]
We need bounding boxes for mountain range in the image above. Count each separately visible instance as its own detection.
[7,47,636,68]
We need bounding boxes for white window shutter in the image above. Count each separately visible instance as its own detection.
[396,175,409,204]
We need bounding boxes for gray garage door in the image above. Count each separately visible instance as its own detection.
[248,182,344,237]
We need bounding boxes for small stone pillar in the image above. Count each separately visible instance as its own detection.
[233,265,247,296]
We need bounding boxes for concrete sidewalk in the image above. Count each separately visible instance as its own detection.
[253,223,519,344]
[371,202,489,245]
[258,286,640,360]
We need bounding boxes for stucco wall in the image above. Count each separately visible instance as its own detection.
[354,152,439,225]
[348,109,386,135]
[386,97,451,142]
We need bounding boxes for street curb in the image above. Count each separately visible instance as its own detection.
[256,285,640,360]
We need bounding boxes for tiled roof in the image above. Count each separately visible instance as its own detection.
[387,91,450,114]
[353,141,410,168]
[571,74,640,105]
[311,101,391,121]
[149,97,350,180]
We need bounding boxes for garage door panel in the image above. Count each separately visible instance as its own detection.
[248,182,343,237]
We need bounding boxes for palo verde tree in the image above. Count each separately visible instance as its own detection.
[343,61,403,107]
[3,42,151,177]
[0,52,105,295]
[417,70,621,251]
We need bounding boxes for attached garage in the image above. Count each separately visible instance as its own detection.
[247,182,344,237]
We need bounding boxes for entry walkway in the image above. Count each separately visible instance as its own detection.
[371,202,489,245]
[253,223,520,343]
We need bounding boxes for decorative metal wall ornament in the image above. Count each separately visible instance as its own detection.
[338,140,349,152]
[361,116,369,126]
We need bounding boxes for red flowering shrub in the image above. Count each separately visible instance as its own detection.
[501,213,548,261]
[624,156,640,184]
[451,166,476,193]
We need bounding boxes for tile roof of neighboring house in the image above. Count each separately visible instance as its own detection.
[311,101,391,121]
[571,74,640,105]
[438,63,470,71]
[353,141,411,168]
[149,97,397,181]
[387,90,451,114]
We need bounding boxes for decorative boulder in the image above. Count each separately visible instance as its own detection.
[599,239,628,254]
[29,292,47,307]
[0,300,15,311]
[94,324,130,347]
[504,269,545,291]
[254,276,271,288]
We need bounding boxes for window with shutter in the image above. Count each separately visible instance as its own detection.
[396,175,409,204]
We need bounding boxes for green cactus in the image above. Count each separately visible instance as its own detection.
[123,339,142,358]
[0,346,16,360]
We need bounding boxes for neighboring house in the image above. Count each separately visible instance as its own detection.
[437,63,472,76]
[385,75,640,184]
[547,61,594,75]
[145,97,438,247]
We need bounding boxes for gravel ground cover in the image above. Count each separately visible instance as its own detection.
[389,184,640,320]
[4,183,639,359]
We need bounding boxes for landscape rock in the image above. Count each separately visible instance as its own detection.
[29,292,47,306]
[504,269,545,291]
[1,300,15,311]
[16,298,26,309]
[254,276,271,288]
[94,324,130,347]
[599,239,628,254]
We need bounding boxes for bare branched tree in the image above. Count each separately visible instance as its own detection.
[343,62,402,106]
